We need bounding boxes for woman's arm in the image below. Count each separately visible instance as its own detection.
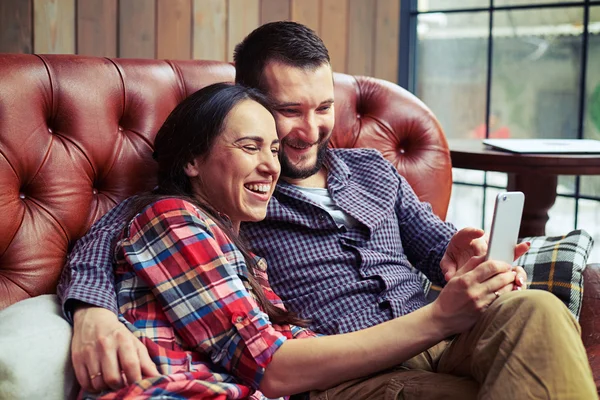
[261,255,517,398]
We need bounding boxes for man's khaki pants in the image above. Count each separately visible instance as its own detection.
[310,290,596,399]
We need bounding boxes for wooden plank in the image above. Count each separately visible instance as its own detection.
[260,0,290,24]
[374,0,399,82]
[227,0,259,62]
[347,0,375,76]
[157,0,192,60]
[320,0,347,73]
[119,0,156,58]
[77,0,117,57]
[291,0,319,35]
[193,0,227,61]
[33,0,75,54]
[0,0,32,53]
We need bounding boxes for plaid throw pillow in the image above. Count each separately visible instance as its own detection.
[515,229,594,320]
[422,230,594,318]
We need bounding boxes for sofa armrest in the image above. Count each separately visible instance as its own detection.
[580,264,600,349]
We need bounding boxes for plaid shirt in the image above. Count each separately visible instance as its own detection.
[242,149,456,334]
[86,198,314,399]
[58,148,455,334]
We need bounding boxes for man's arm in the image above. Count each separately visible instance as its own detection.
[57,197,132,321]
[393,172,456,286]
[57,196,159,393]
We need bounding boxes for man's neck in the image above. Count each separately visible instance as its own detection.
[281,166,328,188]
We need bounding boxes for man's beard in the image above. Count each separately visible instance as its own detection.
[280,138,329,180]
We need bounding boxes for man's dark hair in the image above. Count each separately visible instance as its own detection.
[233,21,330,90]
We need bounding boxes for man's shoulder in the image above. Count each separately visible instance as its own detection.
[329,148,396,178]
[330,147,386,163]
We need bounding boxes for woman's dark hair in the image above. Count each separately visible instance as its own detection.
[131,82,307,327]
[233,21,330,91]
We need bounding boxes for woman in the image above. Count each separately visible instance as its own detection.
[93,83,516,399]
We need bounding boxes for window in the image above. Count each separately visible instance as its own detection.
[400,0,600,262]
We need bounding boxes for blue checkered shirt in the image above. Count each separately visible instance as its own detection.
[58,148,455,333]
[242,149,456,334]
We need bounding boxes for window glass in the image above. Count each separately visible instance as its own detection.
[453,168,485,185]
[495,0,580,6]
[582,6,600,198]
[447,184,484,228]
[547,196,576,236]
[418,0,490,12]
[577,198,600,263]
[416,12,489,139]
[490,8,584,140]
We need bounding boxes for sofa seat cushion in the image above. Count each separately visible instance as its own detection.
[0,294,78,400]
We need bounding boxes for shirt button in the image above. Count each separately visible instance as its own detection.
[257,259,267,271]
[318,215,325,221]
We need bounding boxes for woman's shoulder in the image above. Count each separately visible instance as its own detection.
[140,197,211,220]
[129,197,216,236]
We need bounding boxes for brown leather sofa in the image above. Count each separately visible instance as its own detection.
[1,54,599,391]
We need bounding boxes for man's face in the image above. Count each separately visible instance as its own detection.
[262,61,335,183]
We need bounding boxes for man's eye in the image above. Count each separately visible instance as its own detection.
[318,105,332,112]
[280,109,299,115]
[271,147,280,155]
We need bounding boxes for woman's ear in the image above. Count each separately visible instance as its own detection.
[184,158,200,177]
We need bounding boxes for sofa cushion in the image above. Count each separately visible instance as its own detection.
[0,294,78,400]
[515,229,594,319]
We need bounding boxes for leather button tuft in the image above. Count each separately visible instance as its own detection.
[48,128,53,134]
[118,126,124,132]
[19,193,25,199]
[92,189,98,195]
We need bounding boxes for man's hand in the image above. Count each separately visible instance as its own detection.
[440,227,487,282]
[432,256,517,335]
[441,227,530,283]
[72,305,160,393]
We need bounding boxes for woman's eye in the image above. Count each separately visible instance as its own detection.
[271,147,280,155]
[243,145,259,151]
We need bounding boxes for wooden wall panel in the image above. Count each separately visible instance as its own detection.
[260,0,290,24]
[321,0,348,74]
[347,0,375,76]
[119,0,156,58]
[33,0,75,54]
[157,0,192,59]
[0,0,399,83]
[374,0,400,83]
[193,0,227,61]
[0,0,33,53]
[291,0,320,35]
[77,0,117,57]
[227,0,259,62]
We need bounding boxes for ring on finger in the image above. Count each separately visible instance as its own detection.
[494,291,500,299]
[90,372,102,380]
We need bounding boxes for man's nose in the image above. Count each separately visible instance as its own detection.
[300,112,320,144]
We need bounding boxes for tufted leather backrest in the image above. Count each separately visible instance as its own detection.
[0,54,451,309]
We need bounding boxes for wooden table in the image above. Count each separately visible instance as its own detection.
[448,139,600,237]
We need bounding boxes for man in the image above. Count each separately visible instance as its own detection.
[58,22,595,398]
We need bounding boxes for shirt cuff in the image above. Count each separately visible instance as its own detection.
[61,284,119,324]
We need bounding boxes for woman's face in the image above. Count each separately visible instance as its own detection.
[188,99,280,231]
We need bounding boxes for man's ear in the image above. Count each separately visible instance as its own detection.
[184,158,200,177]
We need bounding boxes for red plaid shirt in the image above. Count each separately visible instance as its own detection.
[88,198,315,400]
